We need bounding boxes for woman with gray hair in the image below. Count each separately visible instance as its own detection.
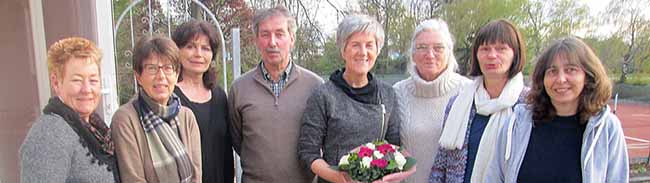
[393,18,470,183]
[298,14,413,183]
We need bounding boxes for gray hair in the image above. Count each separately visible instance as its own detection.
[252,6,297,37]
[408,18,459,72]
[336,14,385,55]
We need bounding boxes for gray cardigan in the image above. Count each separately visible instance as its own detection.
[20,114,116,183]
[298,80,402,171]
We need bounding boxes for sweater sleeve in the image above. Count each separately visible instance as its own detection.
[297,88,328,170]
[184,109,203,183]
[218,88,236,181]
[20,115,73,183]
[385,89,402,146]
[227,85,242,154]
[429,146,448,183]
[606,114,629,183]
[111,109,148,183]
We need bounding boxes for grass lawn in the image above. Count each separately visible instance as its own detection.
[610,73,650,86]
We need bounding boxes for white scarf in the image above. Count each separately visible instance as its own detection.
[438,72,524,183]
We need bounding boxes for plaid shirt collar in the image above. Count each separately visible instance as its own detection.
[260,61,293,96]
[260,61,293,82]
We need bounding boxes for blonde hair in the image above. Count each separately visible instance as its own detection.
[47,37,102,78]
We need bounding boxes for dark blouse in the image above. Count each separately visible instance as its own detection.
[174,86,234,183]
[517,115,585,183]
[464,113,490,183]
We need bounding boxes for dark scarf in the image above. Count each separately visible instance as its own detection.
[42,97,120,182]
[134,89,194,183]
[329,68,380,104]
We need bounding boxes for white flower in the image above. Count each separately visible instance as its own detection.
[373,150,384,159]
[361,157,372,168]
[365,143,376,150]
[339,155,350,166]
[394,151,407,170]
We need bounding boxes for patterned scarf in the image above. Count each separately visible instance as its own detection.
[134,89,194,183]
[43,97,120,182]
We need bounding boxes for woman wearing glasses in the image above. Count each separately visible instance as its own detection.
[112,36,202,183]
[393,19,470,183]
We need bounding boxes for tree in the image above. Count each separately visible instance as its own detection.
[605,0,650,83]
[111,0,256,104]
[439,0,528,74]
[357,0,416,74]
[583,36,627,74]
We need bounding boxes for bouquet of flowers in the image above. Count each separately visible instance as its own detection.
[331,141,416,182]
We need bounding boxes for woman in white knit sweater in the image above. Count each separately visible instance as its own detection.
[393,18,470,183]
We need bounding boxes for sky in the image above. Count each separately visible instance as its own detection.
[311,0,619,38]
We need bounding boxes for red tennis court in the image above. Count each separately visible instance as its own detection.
[616,102,650,160]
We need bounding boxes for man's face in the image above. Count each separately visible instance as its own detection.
[255,15,295,67]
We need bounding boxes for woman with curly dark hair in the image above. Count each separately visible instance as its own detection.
[486,36,629,183]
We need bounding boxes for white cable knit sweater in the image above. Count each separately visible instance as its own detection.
[393,66,470,183]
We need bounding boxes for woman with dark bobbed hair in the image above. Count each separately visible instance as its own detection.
[486,36,629,182]
[430,19,528,183]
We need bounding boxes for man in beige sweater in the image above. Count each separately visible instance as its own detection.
[228,5,323,183]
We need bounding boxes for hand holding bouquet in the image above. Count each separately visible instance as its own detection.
[331,141,416,182]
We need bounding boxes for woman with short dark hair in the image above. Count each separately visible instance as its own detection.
[430,19,528,183]
[112,35,202,183]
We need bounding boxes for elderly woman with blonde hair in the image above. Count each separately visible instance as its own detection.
[298,14,414,183]
[20,37,119,182]
[393,18,470,183]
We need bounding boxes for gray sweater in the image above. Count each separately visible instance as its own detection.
[228,64,324,183]
[298,80,402,171]
[20,114,116,183]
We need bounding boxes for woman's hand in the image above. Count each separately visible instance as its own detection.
[338,172,357,183]
[371,165,416,183]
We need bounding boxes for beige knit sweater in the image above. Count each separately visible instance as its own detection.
[393,66,470,183]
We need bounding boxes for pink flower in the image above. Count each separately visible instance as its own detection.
[358,147,373,157]
[370,159,388,169]
[376,143,395,154]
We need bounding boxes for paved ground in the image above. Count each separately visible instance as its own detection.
[616,102,650,161]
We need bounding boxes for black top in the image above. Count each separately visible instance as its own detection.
[174,86,234,183]
[329,68,380,104]
[464,113,490,183]
[517,115,586,183]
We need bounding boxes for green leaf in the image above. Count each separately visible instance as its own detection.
[386,160,397,170]
[403,157,417,170]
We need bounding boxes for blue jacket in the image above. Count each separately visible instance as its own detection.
[485,104,629,183]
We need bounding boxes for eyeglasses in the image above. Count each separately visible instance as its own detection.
[143,64,176,75]
[416,44,445,54]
